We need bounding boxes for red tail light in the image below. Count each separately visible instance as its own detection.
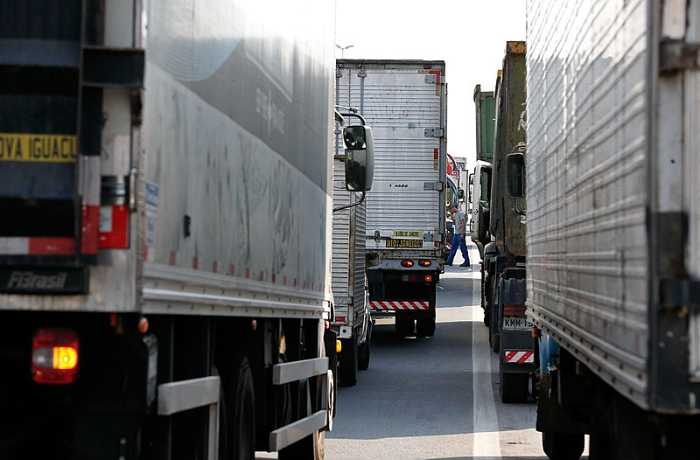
[32,328,79,384]
[503,304,526,316]
[424,275,433,283]
[401,260,414,267]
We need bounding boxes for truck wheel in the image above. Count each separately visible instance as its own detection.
[278,378,325,460]
[395,318,415,336]
[358,322,372,371]
[500,371,529,403]
[416,318,436,337]
[489,308,500,353]
[219,354,255,460]
[489,276,500,352]
[339,334,358,386]
[542,431,584,460]
[279,430,325,460]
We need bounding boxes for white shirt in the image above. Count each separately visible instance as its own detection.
[453,210,466,234]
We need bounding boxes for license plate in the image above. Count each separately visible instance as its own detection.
[501,317,535,331]
[386,238,423,249]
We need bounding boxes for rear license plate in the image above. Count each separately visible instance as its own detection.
[386,238,423,248]
[502,317,535,331]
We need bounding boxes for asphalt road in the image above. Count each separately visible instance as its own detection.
[325,245,589,460]
[257,244,589,459]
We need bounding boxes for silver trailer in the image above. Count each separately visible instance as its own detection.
[527,0,700,458]
[335,59,447,337]
[0,1,345,458]
[331,140,373,386]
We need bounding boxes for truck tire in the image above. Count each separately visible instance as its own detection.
[395,318,415,336]
[500,370,529,403]
[489,276,500,352]
[339,334,358,386]
[278,378,325,460]
[219,354,255,460]
[416,318,436,337]
[542,431,584,460]
[482,271,490,326]
[279,430,325,460]
[358,322,372,371]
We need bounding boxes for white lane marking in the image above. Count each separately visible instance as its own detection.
[470,246,502,458]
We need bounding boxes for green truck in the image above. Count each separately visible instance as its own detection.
[472,41,534,403]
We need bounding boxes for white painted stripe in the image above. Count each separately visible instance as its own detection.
[504,351,535,364]
[470,248,502,457]
[0,237,29,254]
[369,300,429,310]
[81,156,101,206]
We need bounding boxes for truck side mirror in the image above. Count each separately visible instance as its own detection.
[343,125,375,191]
[468,172,474,204]
[478,205,490,242]
[506,152,525,198]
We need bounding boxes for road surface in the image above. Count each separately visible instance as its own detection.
[325,245,589,460]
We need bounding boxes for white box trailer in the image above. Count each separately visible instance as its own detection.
[0,1,341,458]
[335,59,447,337]
[526,0,700,457]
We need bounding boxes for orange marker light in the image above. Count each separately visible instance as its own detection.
[418,260,432,267]
[138,317,150,334]
[54,347,79,370]
[401,260,415,267]
[336,340,342,354]
[32,328,79,384]
[424,275,433,283]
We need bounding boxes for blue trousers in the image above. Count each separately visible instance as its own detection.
[446,233,470,265]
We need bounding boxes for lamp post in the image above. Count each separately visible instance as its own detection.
[335,44,354,58]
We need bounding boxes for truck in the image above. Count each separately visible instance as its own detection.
[472,42,535,403]
[0,1,374,459]
[335,59,448,337]
[525,1,700,458]
[470,85,496,323]
[470,84,495,261]
[331,110,374,386]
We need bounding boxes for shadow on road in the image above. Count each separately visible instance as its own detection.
[331,318,537,441]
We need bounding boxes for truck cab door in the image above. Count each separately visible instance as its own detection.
[470,160,492,245]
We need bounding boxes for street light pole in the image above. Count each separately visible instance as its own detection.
[335,44,354,58]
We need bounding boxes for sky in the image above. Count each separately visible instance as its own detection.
[334,0,526,170]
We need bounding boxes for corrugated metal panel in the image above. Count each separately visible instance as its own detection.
[336,61,445,253]
[331,156,366,319]
[526,0,649,405]
[689,1,700,380]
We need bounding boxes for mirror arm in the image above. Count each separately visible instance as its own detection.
[335,106,367,125]
[333,191,366,213]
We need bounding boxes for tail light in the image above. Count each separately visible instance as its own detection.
[401,260,414,268]
[424,275,433,283]
[418,260,431,267]
[503,304,526,316]
[32,328,79,384]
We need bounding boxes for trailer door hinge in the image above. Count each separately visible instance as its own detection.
[660,40,700,73]
[423,181,444,191]
[424,128,444,138]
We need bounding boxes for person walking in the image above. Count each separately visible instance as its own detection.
[445,205,470,267]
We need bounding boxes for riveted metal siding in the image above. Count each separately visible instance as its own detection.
[331,156,367,323]
[336,60,446,254]
[527,0,650,407]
